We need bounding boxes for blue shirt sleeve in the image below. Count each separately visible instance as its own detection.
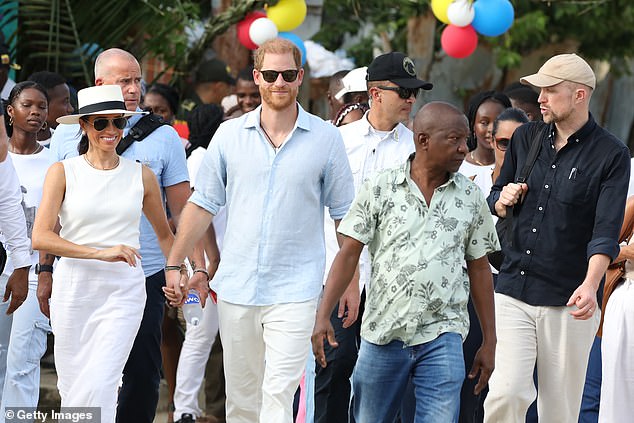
[323,127,354,220]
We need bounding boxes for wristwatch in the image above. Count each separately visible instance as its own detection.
[35,264,54,274]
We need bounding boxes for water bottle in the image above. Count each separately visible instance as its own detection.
[183,289,203,326]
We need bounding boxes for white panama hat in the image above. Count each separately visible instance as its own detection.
[57,85,146,125]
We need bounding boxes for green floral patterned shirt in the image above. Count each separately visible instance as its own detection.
[338,158,499,346]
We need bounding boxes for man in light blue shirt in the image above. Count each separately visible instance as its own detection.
[47,48,202,423]
[165,38,354,423]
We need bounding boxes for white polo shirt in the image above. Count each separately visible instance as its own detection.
[324,112,415,289]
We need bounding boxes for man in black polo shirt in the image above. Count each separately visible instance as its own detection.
[484,54,630,423]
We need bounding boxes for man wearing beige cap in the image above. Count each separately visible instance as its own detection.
[484,53,630,422]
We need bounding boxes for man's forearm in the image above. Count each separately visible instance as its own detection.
[584,253,611,291]
[167,202,213,266]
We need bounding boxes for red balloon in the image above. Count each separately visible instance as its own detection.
[237,11,266,50]
[441,24,478,59]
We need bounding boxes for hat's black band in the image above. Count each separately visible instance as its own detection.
[78,101,126,115]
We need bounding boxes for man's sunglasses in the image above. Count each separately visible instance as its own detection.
[259,69,299,83]
[83,117,127,131]
[376,86,419,100]
[495,137,510,151]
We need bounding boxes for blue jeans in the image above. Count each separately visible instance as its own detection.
[353,333,464,423]
[0,275,50,422]
[578,336,601,423]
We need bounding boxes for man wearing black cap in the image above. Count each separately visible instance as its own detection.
[0,44,18,102]
[316,51,433,423]
[178,57,235,121]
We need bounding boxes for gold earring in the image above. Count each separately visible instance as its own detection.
[8,115,13,126]
[41,121,48,131]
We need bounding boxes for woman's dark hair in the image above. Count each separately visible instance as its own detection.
[77,129,89,155]
[146,83,180,117]
[465,90,511,151]
[4,81,49,136]
[186,103,224,157]
[492,108,529,137]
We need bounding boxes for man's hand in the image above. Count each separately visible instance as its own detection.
[495,182,528,217]
[567,280,598,320]
[469,341,495,395]
[188,271,210,307]
[163,269,186,306]
[37,272,53,318]
[338,274,360,328]
[3,266,29,315]
[311,315,338,368]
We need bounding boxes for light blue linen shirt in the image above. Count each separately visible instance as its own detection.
[49,113,189,276]
[190,104,354,306]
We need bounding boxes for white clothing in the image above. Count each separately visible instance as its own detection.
[599,278,634,423]
[1,78,15,101]
[324,114,414,288]
[51,156,145,423]
[458,160,495,198]
[484,293,599,423]
[0,155,30,269]
[217,298,317,423]
[59,156,142,249]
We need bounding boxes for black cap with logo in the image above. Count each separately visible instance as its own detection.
[367,52,432,90]
[195,58,236,85]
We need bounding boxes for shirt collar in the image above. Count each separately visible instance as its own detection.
[356,111,404,142]
[549,112,598,146]
[127,107,144,127]
[395,153,459,188]
[244,103,311,132]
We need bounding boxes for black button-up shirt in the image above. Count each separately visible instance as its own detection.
[487,114,630,306]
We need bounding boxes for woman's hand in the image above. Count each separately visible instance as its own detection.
[94,245,141,266]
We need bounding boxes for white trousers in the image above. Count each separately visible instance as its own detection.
[484,293,599,423]
[217,298,317,423]
[599,278,634,423]
[51,258,145,423]
[173,298,219,418]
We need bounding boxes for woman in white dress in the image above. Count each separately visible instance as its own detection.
[32,85,183,423]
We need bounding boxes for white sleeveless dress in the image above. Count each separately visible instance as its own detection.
[50,155,145,423]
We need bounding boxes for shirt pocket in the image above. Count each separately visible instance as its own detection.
[556,169,589,205]
[139,158,164,180]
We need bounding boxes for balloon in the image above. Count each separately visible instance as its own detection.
[267,0,307,32]
[237,11,266,50]
[431,0,453,24]
[278,32,307,66]
[447,0,475,27]
[441,24,478,59]
[249,17,279,46]
[472,0,514,37]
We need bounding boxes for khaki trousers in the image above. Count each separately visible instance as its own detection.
[484,293,599,423]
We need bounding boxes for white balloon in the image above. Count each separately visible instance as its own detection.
[249,17,279,46]
[447,0,475,27]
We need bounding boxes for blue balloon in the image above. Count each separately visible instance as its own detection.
[472,0,514,37]
[278,32,307,66]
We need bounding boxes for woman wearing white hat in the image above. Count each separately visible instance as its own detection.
[32,85,181,422]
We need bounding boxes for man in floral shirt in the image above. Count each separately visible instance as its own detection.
[312,101,499,422]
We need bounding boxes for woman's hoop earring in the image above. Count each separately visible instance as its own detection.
[8,115,13,126]
[41,121,48,131]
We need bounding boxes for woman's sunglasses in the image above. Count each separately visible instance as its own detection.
[376,86,419,100]
[83,117,127,131]
[259,69,299,83]
[495,137,510,151]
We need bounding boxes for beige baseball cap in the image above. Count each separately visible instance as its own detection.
[520,53,596,90]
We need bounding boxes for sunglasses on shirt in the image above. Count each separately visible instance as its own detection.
[259,69,300,83]
[83,117,128,131]
[376,86,419,100]
[495,137,510,151]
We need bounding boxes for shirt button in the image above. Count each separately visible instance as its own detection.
[532,228,537,233]
[544,184,549,189]
[551,165,556,169]
[538,206,543,211]
[520,271,525,276]
[526,250,531,255]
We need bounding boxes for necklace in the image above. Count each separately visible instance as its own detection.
[84,154,120,170]
[8,140,43,155]
[470,151,493,167]
[261,125,282,152]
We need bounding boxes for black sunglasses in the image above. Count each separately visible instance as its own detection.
[83,117,127,131]
[376,86,418,100]
[495,137,510,151]
[259,69,299,83]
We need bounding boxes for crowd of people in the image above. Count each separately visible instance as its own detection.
[0,36,631,423]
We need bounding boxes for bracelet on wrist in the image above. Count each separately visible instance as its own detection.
[165,263,187,273]
[193,268,210,281]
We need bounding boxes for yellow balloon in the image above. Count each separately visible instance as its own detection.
[267,0,307,32]
[431,0,453,24]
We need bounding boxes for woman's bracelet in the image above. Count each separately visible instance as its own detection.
[193,268,210,281]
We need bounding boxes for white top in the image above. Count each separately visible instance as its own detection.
[59,156,143,250]
[1,78,15,101]
[458,160,495,197]
[0,154,31,271]
[324,113,415,288]
[1,148,52,281]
